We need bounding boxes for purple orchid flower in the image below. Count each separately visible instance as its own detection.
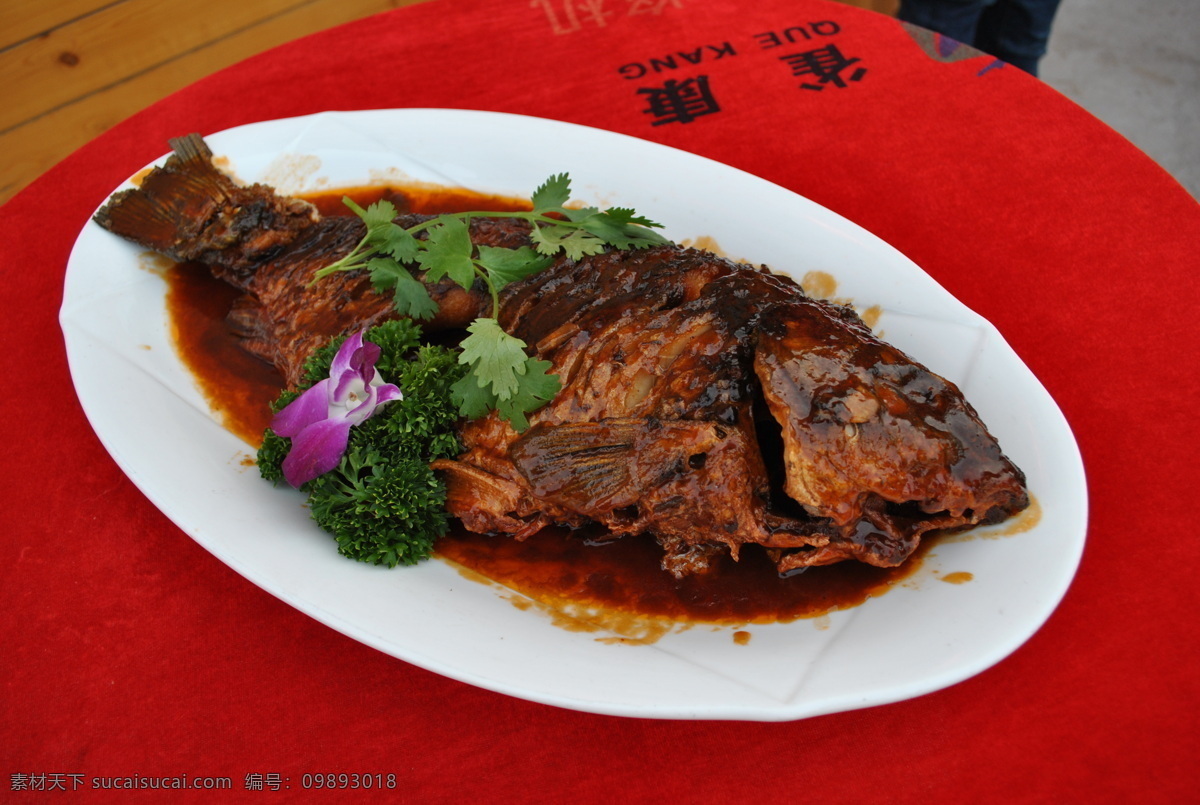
[271,331,403,488]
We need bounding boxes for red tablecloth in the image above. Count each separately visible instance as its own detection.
[3,0,1197,801]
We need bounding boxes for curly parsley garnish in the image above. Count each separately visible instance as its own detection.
[258,319,466,566]
[311,174,667,429]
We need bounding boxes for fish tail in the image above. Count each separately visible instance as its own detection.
[92,133,317,282]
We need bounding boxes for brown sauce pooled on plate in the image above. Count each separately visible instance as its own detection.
[167,267,284,445]
[163,183,927,628]
[437,523,926,625]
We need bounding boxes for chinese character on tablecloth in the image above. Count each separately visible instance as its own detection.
[780,44,867,89]
[534,0,683,35]
[637,76,721,125]
[533,0,613,34]
[627,0,683,16]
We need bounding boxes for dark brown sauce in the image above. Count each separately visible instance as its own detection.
[163,183,926,628]
[437,524,926,625]
[306,184,533,217]
[166,267,284,445]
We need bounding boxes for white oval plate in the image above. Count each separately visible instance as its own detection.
[61,109,1086,720]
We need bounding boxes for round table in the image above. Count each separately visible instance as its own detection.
[3,0,1197,800]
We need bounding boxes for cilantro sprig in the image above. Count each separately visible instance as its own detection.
[311,174,668,430]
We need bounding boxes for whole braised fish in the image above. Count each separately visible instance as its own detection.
[94,135,1029,577]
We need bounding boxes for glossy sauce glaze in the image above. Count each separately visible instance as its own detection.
[167,266,284,444]
[164,184,929,627]
[437,523,925,625]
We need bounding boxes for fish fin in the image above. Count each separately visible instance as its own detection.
[511,420,643,511]
[510,418,720,515]
[92,134,316,277]
[167,132,214,165]
[92,134,234,257]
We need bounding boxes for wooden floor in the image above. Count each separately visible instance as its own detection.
[0,0,897,206]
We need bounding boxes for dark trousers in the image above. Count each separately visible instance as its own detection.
[899,0,1063,75]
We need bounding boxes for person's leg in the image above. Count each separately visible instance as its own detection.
[974,0,1063,75]
[897,0,993,46]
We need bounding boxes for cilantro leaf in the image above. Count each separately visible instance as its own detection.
[495,357,560,431]
[345,197,397,234]
[377,222,421,263]
[530,224,608,260]
[477,245,554,290]
[530,173,571,213]
[561,206,599,222]
[368,257,439,320]
[568,207,669,249]
[575,212,634,246]
[454,320,562,430]
[599,207,663,229]
[457,318,530,400]
[416,218,477,288]
[391,272,440,321]
[367,256,407,293]
[449,372,498,421]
